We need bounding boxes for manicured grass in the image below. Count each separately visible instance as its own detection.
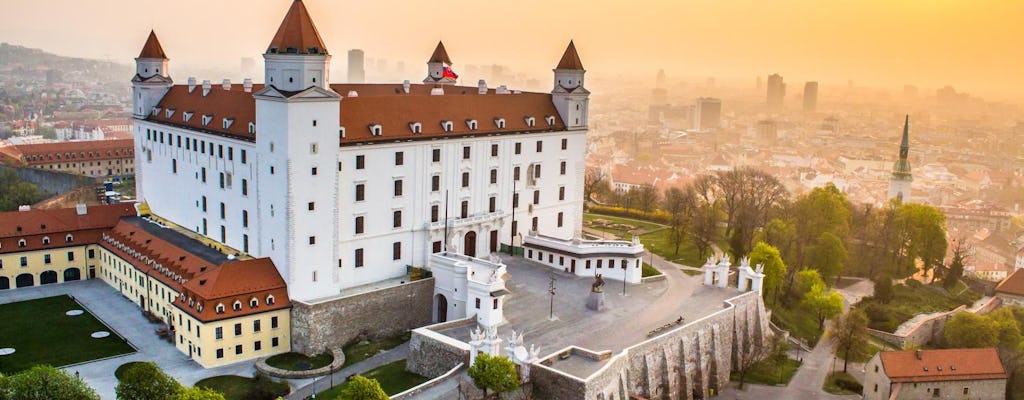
[584,213,710,268]
[265,352,333,371]
[342,332,411,368]
[195,375,289,400]
[641,262,661,277]
[0,295,134,374]
[583,213,664,237]
[856,281,982,333]
[771,303,824,346]
[729,357,800,386]
[114,361,148,380]
[318,360,430,399]
[823,371,862,395]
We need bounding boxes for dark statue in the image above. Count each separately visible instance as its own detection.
[591,274,605,292]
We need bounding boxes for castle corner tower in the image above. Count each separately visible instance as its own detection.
[423,41,457,85]
[132,30,173,120]
[552,41,589,130]
[888,115,913,202]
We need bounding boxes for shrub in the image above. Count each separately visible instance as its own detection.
[833,374,863,394]
[905,279,923,289]
[584,205,672,225]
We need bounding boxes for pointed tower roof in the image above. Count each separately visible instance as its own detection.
[892,114,912,179]
[428,41,452,64]
[900,114,910,150]
[556,41,584,70]
[266,0,328,55]
[138,30,167,59]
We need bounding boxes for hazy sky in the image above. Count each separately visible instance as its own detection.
[2,0,1022,100]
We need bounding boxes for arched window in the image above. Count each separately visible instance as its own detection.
[441,120,454,133]
[249,297,258,308]
[409,122,422,134]
[466,120,478,130]
[65,234,74,243]
[369,124,383,137]
[266,295,276,305]
[216,303,225,314]
[494,118,506,129]
[18,239,26,248]
[42,236,50,245]
[524,116,536,127]
[232,300,242,311]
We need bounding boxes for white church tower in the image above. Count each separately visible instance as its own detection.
[423,41,456,85]
[887,115,913,202]
[254,0,342,301]
[552,41,589,130]
[131,30,173,120]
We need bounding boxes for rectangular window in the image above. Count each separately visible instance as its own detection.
[559,186,566,201]
[243,234,249,253]
[462,146,470,159]
[355,184,365,201]
[393,242,401,260]
[355,155,365,169]
[253,320,261,332]
[220,202,226,219]
[432,241,442,253]
[311,167,318,176]
[489,197,496,213]
[67,251,74,261]
[533,191,540,204]
[171,159,177,173]
[490,169,497,184]
[310,143,318,154]
[355,249,364,267]
[513,193,519,208]
[215,327,223,340]
[513,166,521,181]
[462,172,470,188]
[393,210,402,228]
[218,145,223,158]
[255,341,262,351]
[395,151,404,165]
[558,212,564,227]
[431,176,440,192]
[461,201,469,218]
[355,216,364,234]
[216,349,224,359]
[241,149,247,164]
[561,138,568,150]
[475,298,481,309]
[44,254,51,264]
[534,164,542,178]
[235,345,242,355]
[536,140,543,152]
[272,337,279,347]
[560,161,567,175]
[394,180,403,196]
[201,167,207,183]
[514,142,521,154]
[271,316,279,329]
[431,205,439,222]
[491,144,498,157]
[242,179,248,196]
[309,236,316,245]
[242,210,249,227]
[228,147,234,160]
[234,323,242,336]
[432,148,441,162]
[532,217,538,231]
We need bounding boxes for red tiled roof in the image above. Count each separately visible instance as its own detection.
[0,204,136,254]
[144,83,565,144]
[996,268,1024,296]
[179,258,291,321]
[428,41,452,64]
[138,30,167,59]
[0,139,134,166]
[880,348,1006,383]
[266,0,328,55]
[556,41,584,70]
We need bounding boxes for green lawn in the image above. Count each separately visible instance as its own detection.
[318,360,429,399]
[0,295,135,374]
[823,371,862,395]
[584,213,709,268]
[342,332,411,368]
[641,262,661,277]
[730,357,800,386]
[194,375,289,400]
[583,213,665,237]
[856,282,982,332]
[265,352,333,371]
[771,303,824,346]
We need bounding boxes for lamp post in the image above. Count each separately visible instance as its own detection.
[548,273,556,320]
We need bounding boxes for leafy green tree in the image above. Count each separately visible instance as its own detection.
[810,232,847,286]
[0,169,44,212]
[789,184,850,271]
[340,375,389,400]
[943,238,969,290]
[170,387,226,400]
[873,274,894,304]
[944,312,1000,349]
[829,309,870,373]
[895,203,947,281]
[468,353,520,399]
[115,362,181,400]
[749,242,787,305]
[792,269,824,301]
[0,365,100,400]
[803,283,844,330]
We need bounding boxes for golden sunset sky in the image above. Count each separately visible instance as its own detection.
[2,0,1021,100]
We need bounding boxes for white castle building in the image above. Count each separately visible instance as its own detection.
[131,0,591,302]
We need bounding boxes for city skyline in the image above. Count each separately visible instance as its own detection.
[0,0,1021,102]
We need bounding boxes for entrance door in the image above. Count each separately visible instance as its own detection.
[436,294,448,323]
[571,259,577,274]
[464,231,477,258]
[40,271,57,285]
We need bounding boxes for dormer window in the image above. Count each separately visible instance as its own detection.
[441,120,454,133]
[42,236,50,245]
[545,115,556,126]
[339,127,347,139]
[525,117,536,127]
[165,109,175,118]
[18,239,26,248]
[466,120,478,131]
[216,303,225,314]
[266,295,276,305]
[182,111,193,123]
[409,122,422,134]
[152,107,161,116]
[65,234,73,243]
[249,298,258,308]
[494,118,506,129]
[248,122,256,134]
[201,114,213,126]
[222,118,234,130]
[369,124,383,137]
[232,300,242,311]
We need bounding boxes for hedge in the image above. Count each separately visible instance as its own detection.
[585,205,672,225]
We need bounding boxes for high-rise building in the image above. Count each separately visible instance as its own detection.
[693,97,721,132]
[888,115,913,202]
[766,73,785,110]
[803,81,818,112]
[757,119,778,144]
[347,49,365,83]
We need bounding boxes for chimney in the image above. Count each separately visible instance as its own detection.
[221,79,231,90]
[477,79,487,95]
[17,205,30,211]
[187,77,197,93]
[402,80,411,94]
[430,87,444,96]
[496,85,510,94]
[201,80,212,96]
[75,203,87,215]
[243,78,253,93]
[915,349,922,360]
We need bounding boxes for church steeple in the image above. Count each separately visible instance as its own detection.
[888,114,913,201]
[899,114,910,160]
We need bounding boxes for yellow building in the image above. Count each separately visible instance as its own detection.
[0,139,136,178]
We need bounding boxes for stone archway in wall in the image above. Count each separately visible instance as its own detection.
[15,274,34,288]
[40,270,58,285]
[464,231,477,258]
[0,277,9,290]
[64,268,81,282]
[436,294,448,323]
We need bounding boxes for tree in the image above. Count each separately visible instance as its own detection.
[467,353,520,399]
[0,365,100,400]
[895,203,947,281]
[170,387,226,400]
[635,185,660,215]
[583,168,609,202]
[340,376,389,400]
[788,184,850,271]
[873,274,894,304]
[828,309,870,373]
[0,169,44,212]
[749,242,787,306]
[810,232,847,286]
[943,237,969,290]
[733,336,772,390]
[792,269,824,301]
[689,199,720,262]
[662,187,692,256]
[115,362,181,400]
[715,168,788,252]
[803,283,844,330]
[944,312,1000,349]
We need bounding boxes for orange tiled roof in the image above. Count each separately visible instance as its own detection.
[266,0,328,55]
[0,139,134,166]
[179,258,291,321]
[138,30,167,59]
[556,41,584,70]
[428,41,452,64]
[0,204,136,254]
[147,84,262,140]
[880,348,1006,383]
[996,268,1024,296]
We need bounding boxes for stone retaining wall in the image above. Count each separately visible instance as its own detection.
[254,349,345,379]
[391,363,465,400]
[406,317,474,378]
[290,278,434,355]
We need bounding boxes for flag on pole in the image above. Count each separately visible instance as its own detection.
[442,66,459,80]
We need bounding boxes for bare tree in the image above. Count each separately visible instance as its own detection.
[635,185,660,215]
[583,168,608,202]
[662,187,692,256]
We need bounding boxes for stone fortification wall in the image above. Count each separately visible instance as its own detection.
[290,278,434,354]
[406,317,475,377]
[1,165,95,196]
